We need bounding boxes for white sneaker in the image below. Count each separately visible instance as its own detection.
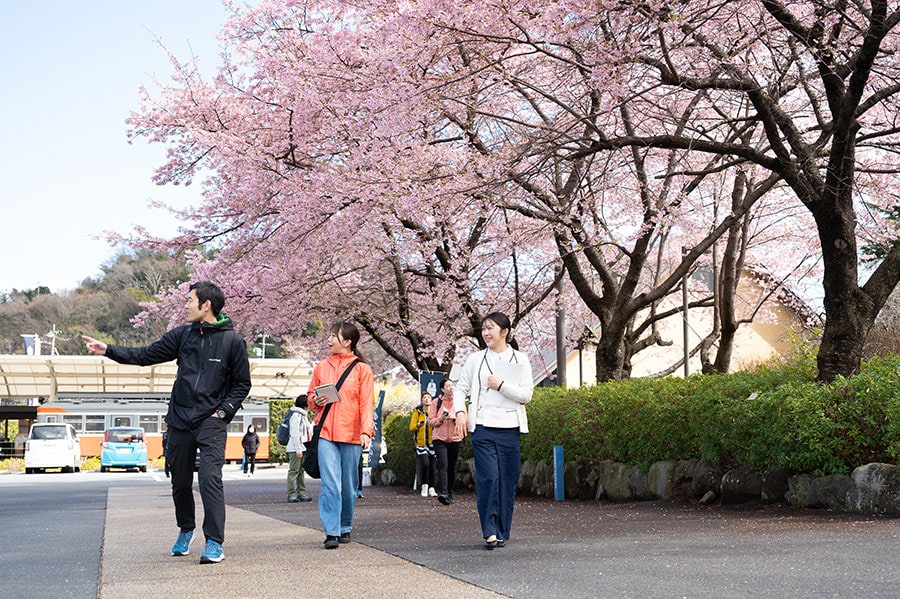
[428,487,437,497]
[420,484,428,497]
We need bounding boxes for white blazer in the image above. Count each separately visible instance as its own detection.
[453,347,534,433]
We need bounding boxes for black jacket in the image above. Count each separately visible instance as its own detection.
[105,316,251,431]
[242,432,260,454]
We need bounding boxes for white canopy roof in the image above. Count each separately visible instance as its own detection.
[0,355,312,401]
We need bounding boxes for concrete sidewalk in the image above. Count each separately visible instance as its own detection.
[99,487,502,599]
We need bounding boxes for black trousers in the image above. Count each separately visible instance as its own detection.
[415,446,436,489]
[433,439,460,496]
[167,417,228,543]
[243,451,256,474]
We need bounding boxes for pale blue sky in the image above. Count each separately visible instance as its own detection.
[0,1,232,292]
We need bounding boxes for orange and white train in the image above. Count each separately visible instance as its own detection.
[36,396,272,462]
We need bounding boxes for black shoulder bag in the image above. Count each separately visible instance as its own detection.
[302,359,360,479]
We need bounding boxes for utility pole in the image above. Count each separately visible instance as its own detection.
[259,333,268,359]
[48,325,60,356]
[555,267,566,387]
[682,248,690,377]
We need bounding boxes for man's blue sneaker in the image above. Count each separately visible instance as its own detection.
[199,539,224,563]
[171,530,194,556]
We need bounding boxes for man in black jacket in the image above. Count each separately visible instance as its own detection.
[82,281,251,564]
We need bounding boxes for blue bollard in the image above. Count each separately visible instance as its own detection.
[553,445,565,501]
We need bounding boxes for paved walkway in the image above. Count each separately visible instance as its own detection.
[100,472,900,598]
[100,487,502,599]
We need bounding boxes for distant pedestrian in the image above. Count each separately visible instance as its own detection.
[308,322,374,549]
[286,395,313,503]
[410,392,436,497]
[428,377,464,505]
[241,425,260,477]
[454,312,533,550]
[82,281,251,564]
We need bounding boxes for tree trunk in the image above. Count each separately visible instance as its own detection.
[812,132,873,381]
[595,329,631,381]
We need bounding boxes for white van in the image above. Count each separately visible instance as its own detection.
[24,423,82,474]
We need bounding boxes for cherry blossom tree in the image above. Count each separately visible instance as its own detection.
[389,0,899,381]
[127,0,837,382]
[353,0,825,379]
[558,0,900,381]
[126,2,560,376]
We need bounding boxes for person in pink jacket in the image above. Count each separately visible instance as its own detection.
[428,377,465,505]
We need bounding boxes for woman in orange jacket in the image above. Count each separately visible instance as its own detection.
[308,322,375,550]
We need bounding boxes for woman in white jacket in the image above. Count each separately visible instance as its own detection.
[454,312,534,549]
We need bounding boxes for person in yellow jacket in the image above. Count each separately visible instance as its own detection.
[308,322,375,550]
[409,392,437,497]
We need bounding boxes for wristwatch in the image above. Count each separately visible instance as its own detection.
[216,409,226,419]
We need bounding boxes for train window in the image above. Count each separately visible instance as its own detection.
[113,416,132,427]
[85,415,106,432]
[251,417,267,432]
[63,415,84,433]
[139,415,159,433]
[227,415,244,434]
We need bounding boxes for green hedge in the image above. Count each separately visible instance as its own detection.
[521,354,900,476]
[375,355,899,483]
[382,412,416,485]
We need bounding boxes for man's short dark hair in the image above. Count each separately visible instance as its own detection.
[190,281,226,317]
[295,394,308,409]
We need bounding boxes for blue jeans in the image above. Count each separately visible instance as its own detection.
[317,439,362,536]
[471,425,520,541]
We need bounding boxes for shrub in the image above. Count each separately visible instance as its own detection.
[268,399,294,464]
[382,412,416,485]
[1,458,23,473]
[521,354,900,477]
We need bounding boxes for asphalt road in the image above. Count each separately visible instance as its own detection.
[3,465,899,598]
[0,470,155,598]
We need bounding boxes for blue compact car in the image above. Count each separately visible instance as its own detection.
[100,427,148,472]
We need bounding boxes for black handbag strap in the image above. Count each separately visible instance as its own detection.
[313,359,361,432]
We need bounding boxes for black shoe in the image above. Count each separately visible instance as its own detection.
[323,535,340,549]
[338,532,351,544]
[483,536,498,550]
[287,496,299,503]
[297,495,313,502]
[448,494,455,503]
[496,539,507,548]
[438,494,450,505]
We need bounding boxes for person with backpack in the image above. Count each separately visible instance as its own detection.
[82,281,251,564]
[307,322,374,549]
[286,395,312,502]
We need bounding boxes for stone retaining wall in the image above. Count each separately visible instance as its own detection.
[372,459,900,514]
